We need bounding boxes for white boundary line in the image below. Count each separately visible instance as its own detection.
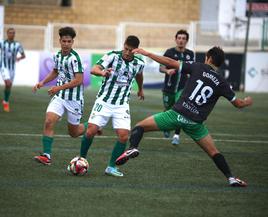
[0,133,267,144]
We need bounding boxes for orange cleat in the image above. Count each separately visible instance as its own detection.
[34,154,51,165]
[2,100,10,112]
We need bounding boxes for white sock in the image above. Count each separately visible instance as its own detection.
[173,134,179,139]
[44,153,51,159]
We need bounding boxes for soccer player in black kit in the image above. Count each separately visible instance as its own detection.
[160,30,194,145]
[116,46,253,187]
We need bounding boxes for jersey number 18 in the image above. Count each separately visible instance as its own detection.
[189,80,213,105]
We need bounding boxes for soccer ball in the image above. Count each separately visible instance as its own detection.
[67,156,89,176]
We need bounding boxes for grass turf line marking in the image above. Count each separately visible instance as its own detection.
[0,132,267,144]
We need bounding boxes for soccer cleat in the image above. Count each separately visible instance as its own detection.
[228,177,247,187]
[115,148,139,166]
[163,131,170,138]
[34,154,51,165]
[171,136,180,145]
[105,166,124,177]
[2,100,10,112]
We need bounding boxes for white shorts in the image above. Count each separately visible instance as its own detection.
[0,68,15,81]
[47,96,84,125]
[88,98,131,130]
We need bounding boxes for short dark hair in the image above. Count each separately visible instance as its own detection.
[206,46,225,67]
[124,35,140,48]
[59,26,76,38]
[175,29,189,41]
[7,27,15,33]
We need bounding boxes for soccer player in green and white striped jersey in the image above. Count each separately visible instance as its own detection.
[33,27,86,166]
[80,35,145,177]
[0,28,25,112]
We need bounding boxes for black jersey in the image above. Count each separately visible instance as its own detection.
[162,47,194,93]
[172,62,236,123]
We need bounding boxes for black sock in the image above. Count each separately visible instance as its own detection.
[175,128,181,135]
[212,153,233,179]
[129,126,144,149]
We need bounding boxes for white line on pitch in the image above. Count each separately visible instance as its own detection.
[0,132,267,144]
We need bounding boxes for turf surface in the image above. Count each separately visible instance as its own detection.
[0,87,267,217]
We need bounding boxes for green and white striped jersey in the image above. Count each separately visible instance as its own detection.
[96,51,145,105]
[54,49,84,101]
[0,40,24,71]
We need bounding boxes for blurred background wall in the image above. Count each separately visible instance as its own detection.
[3,0,199,25]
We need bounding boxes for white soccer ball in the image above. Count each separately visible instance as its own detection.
[67,156,89,176]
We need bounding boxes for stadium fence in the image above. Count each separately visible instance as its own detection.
[4,20,267,52]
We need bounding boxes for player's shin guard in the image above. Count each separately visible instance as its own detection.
[129,126,144,149]
[212,153,232,178]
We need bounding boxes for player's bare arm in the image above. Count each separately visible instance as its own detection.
[16,53,26,62]
[159,65,177,76]
[91,65,112,77]
[135,72,144,100]
[48,73,83,96]
[32,69,58,92]
[232,96,253,108]
[133,48,181,70]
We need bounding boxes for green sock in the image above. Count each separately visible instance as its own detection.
[109,141,126,167]
[83,122,88,134]
[42,135,53,155]
[80,134,94,158]
[4,89,11,102]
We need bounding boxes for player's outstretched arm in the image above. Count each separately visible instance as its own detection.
[133,48,181,70]
[32,69,58,92]
[232,96,253,108]
[91,65,112,77]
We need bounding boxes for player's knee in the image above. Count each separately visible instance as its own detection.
[118,134,129,143]
[69,130,79,138]
[5,81,12,88]
[211,151,220,158]
[44,118,55,130]
[85,129,96,138]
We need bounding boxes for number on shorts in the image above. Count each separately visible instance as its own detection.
[94,103,103,112]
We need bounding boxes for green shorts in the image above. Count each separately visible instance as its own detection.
[153,109,209,141]
[162,90,183,110]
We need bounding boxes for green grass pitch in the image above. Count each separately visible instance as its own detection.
[0,86,267,217]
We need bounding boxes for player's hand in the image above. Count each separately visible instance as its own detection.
[132,48,149,56]
[166,69,176,76]
[32,82,44,93]
[244,96,253,106]
[16,57,23,62]
[48,86,60,96]
[102,68,112,77]
[137,89,145,100]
